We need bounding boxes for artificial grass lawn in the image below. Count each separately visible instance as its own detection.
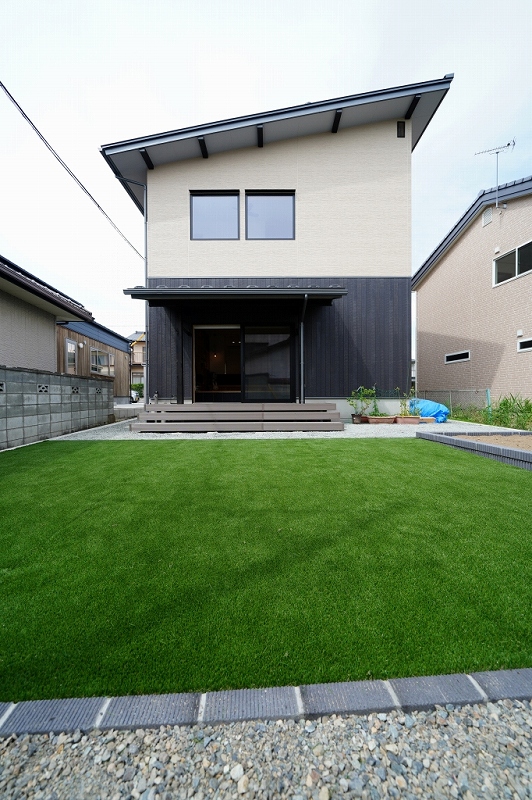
[1,438,531,702]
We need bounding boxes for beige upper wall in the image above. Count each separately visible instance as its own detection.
[415,194,532,397]
[147,120,411,279]
[0,292,57,372]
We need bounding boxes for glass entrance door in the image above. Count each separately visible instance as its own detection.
[194,326,241,402]
[243,327,292,401]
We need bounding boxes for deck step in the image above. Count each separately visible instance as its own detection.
[131,421,345,432]
[131,402,343,432]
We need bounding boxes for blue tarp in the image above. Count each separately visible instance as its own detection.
[410,398,450,423]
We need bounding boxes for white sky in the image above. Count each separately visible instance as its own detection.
[1,0,531,336]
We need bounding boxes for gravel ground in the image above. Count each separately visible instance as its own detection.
[53,418,516,442]
[1,700,531,800]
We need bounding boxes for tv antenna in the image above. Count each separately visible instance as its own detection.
[475,139,516,208]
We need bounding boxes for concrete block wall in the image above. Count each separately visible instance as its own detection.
[0,366,114,451]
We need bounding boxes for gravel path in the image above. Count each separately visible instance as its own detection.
[1,700,531,799]
[54,418,516,442]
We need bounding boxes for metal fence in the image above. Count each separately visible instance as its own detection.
[417,389,489,412]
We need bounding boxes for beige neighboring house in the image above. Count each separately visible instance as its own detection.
[101,75,453,407]
[0,253,93,368]
[0,254,115,450]
[412,176,532,402]
[127,331,146,389]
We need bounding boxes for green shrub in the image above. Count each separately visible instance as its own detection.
[131,382,144,398]
[452,395,532,430]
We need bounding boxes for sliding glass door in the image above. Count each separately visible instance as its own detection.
[194,325,294,402]
[243,327,292,402]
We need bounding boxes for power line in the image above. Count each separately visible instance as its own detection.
[0,80,143,259]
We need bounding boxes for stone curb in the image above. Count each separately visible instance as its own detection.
[416,430,532,470]
[1,668,531,736]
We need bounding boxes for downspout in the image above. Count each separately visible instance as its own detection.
[116,176,148,401]
[300,293,308,404]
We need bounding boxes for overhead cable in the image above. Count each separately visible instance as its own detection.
[0,80,143,259]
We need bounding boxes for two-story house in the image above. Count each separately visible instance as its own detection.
[412,176,532,403]
[101,76,453,417]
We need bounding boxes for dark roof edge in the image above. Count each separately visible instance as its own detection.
[412,175,532,289]
[58,319,130,346]
[0,254,93,320]
[124,287,347,301]
[101,75,454,154]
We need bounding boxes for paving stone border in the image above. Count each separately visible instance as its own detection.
[416,429,532,470]
[1,668,531,736]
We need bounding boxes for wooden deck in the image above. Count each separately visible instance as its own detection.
[131,402,344,432]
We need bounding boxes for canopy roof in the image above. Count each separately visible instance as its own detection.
[124,286,347,302]
[102,75,453,214]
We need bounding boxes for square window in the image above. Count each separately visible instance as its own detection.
[190,193,239,240]
[495,251,516,284]
[246,193,295,240]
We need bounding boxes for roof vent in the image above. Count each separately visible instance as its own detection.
[482,207,493,227]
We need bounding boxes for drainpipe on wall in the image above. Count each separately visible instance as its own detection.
[116,176,148,402]
[300,293,308,404]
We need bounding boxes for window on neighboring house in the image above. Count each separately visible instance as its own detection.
[445,350,470,364]
[518,338,532,352]
[141,346,146,363]
[245,191,295,239]
[190,191,239,239]
[494,240,532,284]
[91,348,115,376]
[65,339,77,374]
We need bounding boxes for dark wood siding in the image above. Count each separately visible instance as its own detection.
[147,277,411,399]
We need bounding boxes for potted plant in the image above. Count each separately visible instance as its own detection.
[395,388,421,424]
[364,389,395,424]
[347,386,375,423]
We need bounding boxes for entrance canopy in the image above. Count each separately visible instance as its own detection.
[124,286,347,302]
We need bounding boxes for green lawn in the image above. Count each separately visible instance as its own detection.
[1,438,531,702]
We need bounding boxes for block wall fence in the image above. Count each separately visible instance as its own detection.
[0,366,114,451]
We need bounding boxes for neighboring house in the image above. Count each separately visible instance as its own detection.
[0,253,93,371]
[57,320,131,402]
[101,75,453,407]
[0,254,114,449]
[412,176,532,402]
[127,331,146,388]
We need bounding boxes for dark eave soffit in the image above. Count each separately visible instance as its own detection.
[102,74,454,214]
[123,286,348,302]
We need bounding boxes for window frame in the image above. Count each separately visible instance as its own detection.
[90,348,115,376]
[245,190,295,240]
[444,350,470,364]
[190,190,240,241]
[493,238,532,286]
[65,338,77,375]
[517,338,532,353]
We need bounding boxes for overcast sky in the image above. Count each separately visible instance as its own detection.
[1,0,531,336]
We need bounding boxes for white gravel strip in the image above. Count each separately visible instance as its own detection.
[1,700,531,799]
[51,419,517,442]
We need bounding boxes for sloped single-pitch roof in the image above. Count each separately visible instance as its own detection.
[412,175,532,290]
[101,75,453,214]
[0,253,93,322]
[59,320,130,352]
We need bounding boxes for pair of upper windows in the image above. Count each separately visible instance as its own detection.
[190,191,295,240]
